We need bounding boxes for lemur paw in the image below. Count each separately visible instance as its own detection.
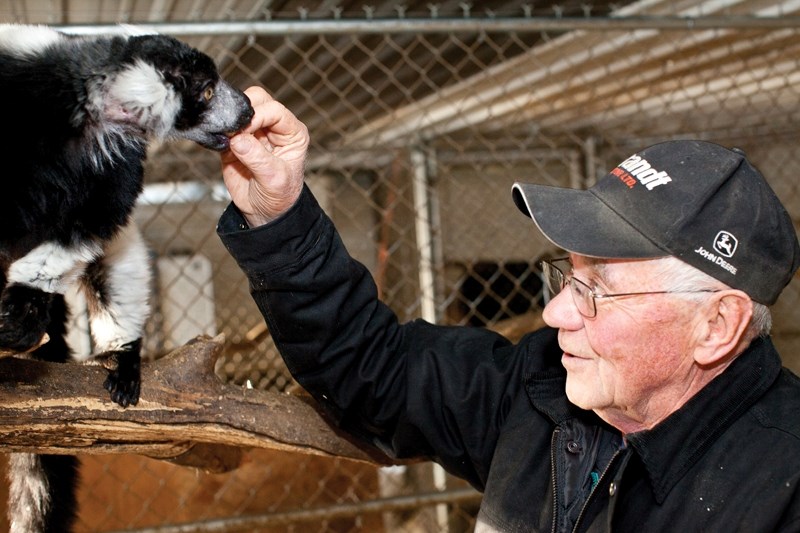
[0,285,53,352]
[101,341,142,408]
[104,370,141,408]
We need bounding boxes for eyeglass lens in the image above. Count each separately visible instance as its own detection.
[542,261,565,295]
[542,260,596,318]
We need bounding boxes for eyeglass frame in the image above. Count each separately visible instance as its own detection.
[540,257,721,318]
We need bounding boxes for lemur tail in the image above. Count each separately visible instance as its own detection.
[7,453,78,533]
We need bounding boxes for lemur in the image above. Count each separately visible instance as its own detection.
[0,24,254,532]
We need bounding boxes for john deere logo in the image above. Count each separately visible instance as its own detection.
[693,231,739,276]
[713,231,738,258]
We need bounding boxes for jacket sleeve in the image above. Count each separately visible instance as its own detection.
[216,185,559,489]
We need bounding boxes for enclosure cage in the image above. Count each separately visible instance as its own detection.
[1,0,800,531]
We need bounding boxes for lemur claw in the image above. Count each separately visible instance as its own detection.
[100,343,142,408]
[104,371,141,407]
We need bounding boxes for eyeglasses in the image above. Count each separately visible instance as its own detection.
[540,257,720,318]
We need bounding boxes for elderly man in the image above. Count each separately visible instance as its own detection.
[217,87,800,532]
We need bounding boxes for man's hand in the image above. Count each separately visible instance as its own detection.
[221,87,310,227]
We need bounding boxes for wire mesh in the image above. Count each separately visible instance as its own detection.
[1,2,800,531]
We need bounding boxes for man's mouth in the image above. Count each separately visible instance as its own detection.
[562,351,590,362]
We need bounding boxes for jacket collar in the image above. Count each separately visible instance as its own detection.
[525,334,782,503]
[624,336,781,502]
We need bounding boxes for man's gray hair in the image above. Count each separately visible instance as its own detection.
[651,256,772,339]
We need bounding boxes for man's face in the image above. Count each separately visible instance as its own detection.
[542,254,704,433]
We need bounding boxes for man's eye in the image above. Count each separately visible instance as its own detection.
[570,279,587,297]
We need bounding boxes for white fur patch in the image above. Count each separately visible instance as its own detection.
[7,240,103,294]
[82,58,180,168]
[105,59,181,139]
[84,223,152,355]
[7,453,49,533]
[0,24,63,57]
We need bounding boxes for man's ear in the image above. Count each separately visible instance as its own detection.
[694,290,753,366]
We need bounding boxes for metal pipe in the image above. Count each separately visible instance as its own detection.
[113,487,482,533]
[410,147,451,530]
[55,15,800,37]
[410,147,437,324]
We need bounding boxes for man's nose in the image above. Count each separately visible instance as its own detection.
[542,287,584,330]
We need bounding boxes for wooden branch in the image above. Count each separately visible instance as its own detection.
[488,310,546,343]
[0,335,399,472]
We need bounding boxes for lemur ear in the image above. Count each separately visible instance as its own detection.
[163,70,187,91]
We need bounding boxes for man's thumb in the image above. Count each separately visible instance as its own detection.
[229,134,275,176]
[230,133,256,156]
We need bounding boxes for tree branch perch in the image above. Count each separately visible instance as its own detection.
[0,335,398,472]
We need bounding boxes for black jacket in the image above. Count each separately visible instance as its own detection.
[218,186,800,532]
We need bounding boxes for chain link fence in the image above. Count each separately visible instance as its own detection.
[2,1,800,531]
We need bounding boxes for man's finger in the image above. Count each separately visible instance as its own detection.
[240,99,303,139]
[229,133,278,176]
[244,86,272,106]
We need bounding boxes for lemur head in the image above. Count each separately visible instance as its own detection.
[100,34,254,151]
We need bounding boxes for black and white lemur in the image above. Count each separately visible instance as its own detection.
[0,24,254,532]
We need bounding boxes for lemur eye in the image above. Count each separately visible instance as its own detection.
[203,86,214,101]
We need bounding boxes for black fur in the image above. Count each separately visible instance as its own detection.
[40,456,79,531]
[0,24,254,533]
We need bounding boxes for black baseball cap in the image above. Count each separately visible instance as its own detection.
[512,140,800,305]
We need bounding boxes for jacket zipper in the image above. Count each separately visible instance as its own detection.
[570,448,624,533]
[550,428,561,533]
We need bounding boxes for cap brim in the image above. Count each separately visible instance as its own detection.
[512,182,666,258]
